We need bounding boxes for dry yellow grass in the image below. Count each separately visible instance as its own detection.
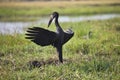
[0,0,120,8]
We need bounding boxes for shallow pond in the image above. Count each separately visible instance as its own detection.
[0,14,120,34]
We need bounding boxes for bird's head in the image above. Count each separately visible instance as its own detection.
[48,12,59,27]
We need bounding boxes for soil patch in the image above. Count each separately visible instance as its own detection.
[27,58,71,69]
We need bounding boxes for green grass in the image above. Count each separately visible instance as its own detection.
[0,2,120,21]
[0,5,120,16]
[0,18,120,80]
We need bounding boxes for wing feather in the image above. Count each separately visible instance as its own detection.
[63,29,74,44]
[25,27,57,46]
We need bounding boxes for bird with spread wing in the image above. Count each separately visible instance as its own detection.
[25,12,74,63]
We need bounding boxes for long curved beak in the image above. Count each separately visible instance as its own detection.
[48,15,54,27]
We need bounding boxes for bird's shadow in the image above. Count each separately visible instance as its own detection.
[26,58,71,70]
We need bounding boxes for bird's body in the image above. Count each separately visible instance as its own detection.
[25,12,74,63]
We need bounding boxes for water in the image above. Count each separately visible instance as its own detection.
[0,22,31,34]
[0,14,120,34]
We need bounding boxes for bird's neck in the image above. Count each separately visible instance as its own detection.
[55,16,60,27]
[55,16,62,31]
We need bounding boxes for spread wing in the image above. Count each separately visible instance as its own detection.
[25,27,57,46]
[63,29,74,44]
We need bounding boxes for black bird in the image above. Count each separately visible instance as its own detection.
[25,12,74,63]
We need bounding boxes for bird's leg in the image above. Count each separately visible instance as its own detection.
[56,45,63,63]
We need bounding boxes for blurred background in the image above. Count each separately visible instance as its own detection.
[0,0,120,34]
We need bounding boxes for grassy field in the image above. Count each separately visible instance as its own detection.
[0,0,120,21]
[0,17,120,79]
[0,0,120,80]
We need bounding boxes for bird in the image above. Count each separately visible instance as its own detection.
[25,12,74,63]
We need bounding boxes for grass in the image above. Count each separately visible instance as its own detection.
[0,17,120,80]
[0,0,120,79]
[0,1,120,21]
